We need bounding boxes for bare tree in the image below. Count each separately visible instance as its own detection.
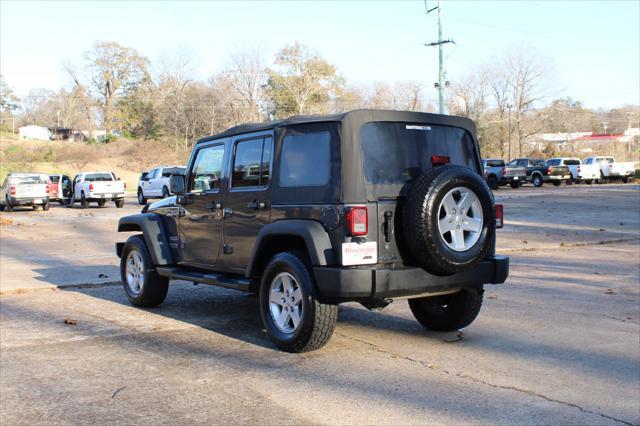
[225,47,265,122]
[84,41,149,134]
[64,62,96,139]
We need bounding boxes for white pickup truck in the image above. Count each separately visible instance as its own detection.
[0,173,51,212]
[68,171,126,208]
[137,166,186,205]
[583,157,636,183]
[547,157,599,184]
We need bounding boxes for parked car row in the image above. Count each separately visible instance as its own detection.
[483,156,636,189]
[0,171,126,212]
[137,166,186,205]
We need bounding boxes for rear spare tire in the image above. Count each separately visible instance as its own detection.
[402,165,495,276]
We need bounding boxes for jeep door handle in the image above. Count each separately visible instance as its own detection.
[247,201,267,210]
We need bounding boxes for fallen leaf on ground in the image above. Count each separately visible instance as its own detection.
[64,319,77,325]
[98,273,108,278]
[605,289,617,295]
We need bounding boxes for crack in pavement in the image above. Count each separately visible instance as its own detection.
[335,332,637,426]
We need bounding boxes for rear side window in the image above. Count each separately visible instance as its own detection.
[360,122,476,186]
[485,160,505,167]
[565,159,580,166]
[279,131,330,187]
[232,137,272,188]
[546,159,561,166]
[49,175,60,183]
[161,167,185,177]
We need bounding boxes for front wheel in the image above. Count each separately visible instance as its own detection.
[137,190,146,205]
[162,186,170,199]
[409,286,484,332]
[259,251,338,353]
[120,235,169,307]
[80,192,89,209]
[115,198,124,208]
[532,174,543,187]
[596,173,605,184]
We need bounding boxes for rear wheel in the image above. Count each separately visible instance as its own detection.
[584,179,593,185]
[80,192,89,209]
[5,197,13,212]
[32,205,39,210]
[260,251,338,353]
[532,174,543,187]
[120,235,169,307]
[409,287,484,332]
[42,202,49,211]
[487,175,499,191]
[552,180,562,187]
[596,172,605,184]
[115,198,124,208]
[622,177,629,184]
[509,181,522,189]
[97,200,106,207]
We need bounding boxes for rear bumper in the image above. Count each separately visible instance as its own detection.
[313,255,509,303]
[6,196,49,205]
[87,192,126,200]
[545,175,570,181]
[500,175,525,184]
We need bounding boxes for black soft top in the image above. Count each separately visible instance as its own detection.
[196,109,477,144]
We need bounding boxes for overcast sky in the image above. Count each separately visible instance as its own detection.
[1,0,638,109]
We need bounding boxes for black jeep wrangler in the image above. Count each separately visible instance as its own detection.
[116,109,508,352]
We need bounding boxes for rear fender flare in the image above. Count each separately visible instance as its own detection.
[247,220,336,278]
[117,213,173,265]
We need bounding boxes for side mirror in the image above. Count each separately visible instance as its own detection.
[169,174,185,195]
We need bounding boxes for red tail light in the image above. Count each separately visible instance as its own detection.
[9,186,16,196]
[46,182,50,194]
[89,183,94,191]
[345,206,368,236]
[431,155,450,166]
[123,182,127,189]
[495,204,504,228]
[502,168,506,176]
[578,165,581,173]
[547,167,552,175]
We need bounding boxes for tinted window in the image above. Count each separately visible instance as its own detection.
[62,176,70,184]
[565,159,580,166]
[49,175,60,183]
[360,123,475,186]
[161,167,185,177]
[531,159,546,167]
[280,131,330,187]
[190,144,225,192]
[232,137,272,188]
[85,173,113,181]
[546,159,561,166]
[485,159,505,167]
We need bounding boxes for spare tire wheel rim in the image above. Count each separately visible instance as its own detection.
[437,186,484,252]
[269,272,303,334]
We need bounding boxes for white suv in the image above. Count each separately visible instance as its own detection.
[137,166,186,205]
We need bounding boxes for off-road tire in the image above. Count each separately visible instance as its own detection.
[42,202,49,211]
[260,251,338,353]
[402,165,495,276]
[409,286,484,332]
[97,200,106,207]
[120,235,169,307]
[80,192,89,209]
[509,181,522,189]
[137,189,146,205]
[532,174,543,187]
[162,186,170,199]
[552,180,562,187]
[487,175,499,190]
[115,198,124,208]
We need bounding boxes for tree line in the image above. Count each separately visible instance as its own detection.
[1,41,637,157]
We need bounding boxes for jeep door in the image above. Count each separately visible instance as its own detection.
[178,142,227,268]
[222,133,273,271]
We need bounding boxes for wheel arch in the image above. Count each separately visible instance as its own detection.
[247,220,336,279]
[117,213,173,265]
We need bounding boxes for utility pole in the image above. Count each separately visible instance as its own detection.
[507,103,513,161]
[425,0,454,114]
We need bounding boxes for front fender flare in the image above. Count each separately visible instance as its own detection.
[117,213,173,265]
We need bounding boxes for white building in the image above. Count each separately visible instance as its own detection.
[18,125,51,141]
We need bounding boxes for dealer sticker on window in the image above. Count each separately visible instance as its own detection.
[341,242,377,266]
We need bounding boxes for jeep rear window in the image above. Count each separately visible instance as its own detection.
[360,122,476,187]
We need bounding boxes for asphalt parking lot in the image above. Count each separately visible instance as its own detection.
[1,184,639,424]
